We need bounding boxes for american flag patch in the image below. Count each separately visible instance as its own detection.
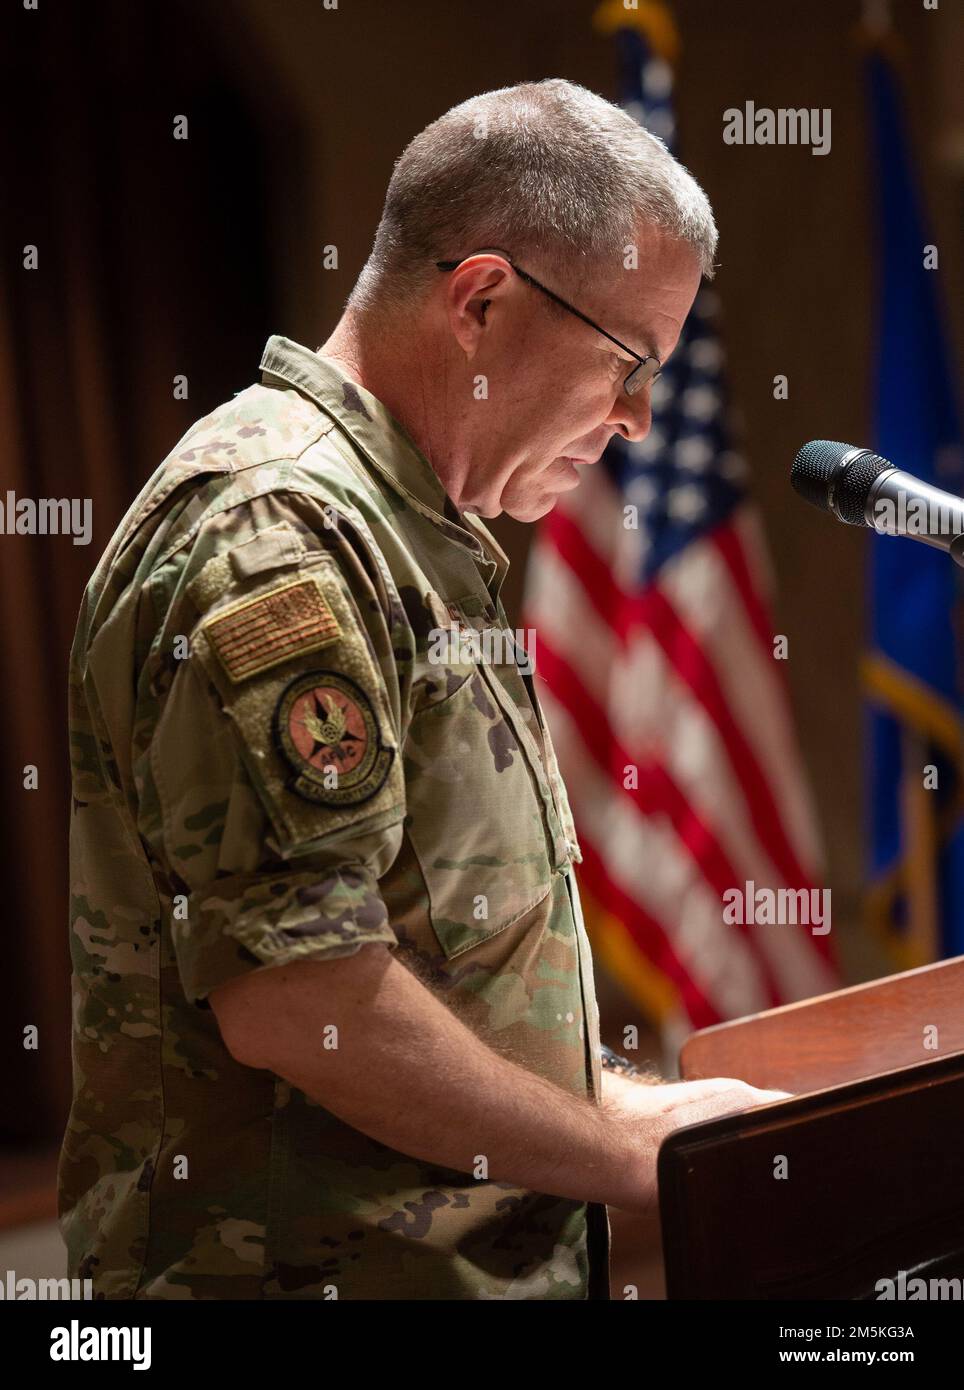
[203,577,342,683]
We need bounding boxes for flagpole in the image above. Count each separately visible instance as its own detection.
[900,728,939,966]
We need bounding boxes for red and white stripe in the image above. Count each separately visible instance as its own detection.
[524,464,837,1033]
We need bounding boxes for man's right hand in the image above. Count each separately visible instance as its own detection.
[601,1076,792,1215]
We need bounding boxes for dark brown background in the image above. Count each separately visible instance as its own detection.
[1,0,961,1161]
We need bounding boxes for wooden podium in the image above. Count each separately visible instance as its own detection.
[658,956,964,1298]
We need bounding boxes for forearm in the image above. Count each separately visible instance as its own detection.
[216,946,787,1216]
[232,947,651,1210]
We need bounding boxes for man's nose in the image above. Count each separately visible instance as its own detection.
[605,389,652,443]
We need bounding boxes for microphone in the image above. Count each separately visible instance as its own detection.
[791,439,964,566]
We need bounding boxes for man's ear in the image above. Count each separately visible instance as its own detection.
[443,258,512,353]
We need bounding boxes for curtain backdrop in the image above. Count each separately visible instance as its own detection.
[0,0,283,1140]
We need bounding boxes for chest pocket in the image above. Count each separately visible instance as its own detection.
[403,663,556,959]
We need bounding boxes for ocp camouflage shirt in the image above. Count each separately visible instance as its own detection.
[58,334,611,1300]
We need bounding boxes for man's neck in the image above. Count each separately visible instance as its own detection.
[317,313,367,389]
[318,311,471,511]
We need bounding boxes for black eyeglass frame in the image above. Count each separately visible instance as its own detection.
[435,253,661,397]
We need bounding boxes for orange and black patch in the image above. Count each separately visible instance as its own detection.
[274,669,394,806]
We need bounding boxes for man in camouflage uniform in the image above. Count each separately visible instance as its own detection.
[60,79,783,1299]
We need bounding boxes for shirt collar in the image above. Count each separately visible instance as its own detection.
[258,335,510,594]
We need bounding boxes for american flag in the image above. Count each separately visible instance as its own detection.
[523,17,839,1057]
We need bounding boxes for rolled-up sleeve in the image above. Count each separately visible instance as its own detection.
[175,856,400,1005]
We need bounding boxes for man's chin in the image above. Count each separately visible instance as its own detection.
[502,493,560,524]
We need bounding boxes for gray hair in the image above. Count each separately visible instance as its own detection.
[348,78,718,315]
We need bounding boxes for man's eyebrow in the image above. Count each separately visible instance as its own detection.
[615,322,660,361]
[622,336,660,362]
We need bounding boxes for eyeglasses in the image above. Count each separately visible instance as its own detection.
[435,252,661,396]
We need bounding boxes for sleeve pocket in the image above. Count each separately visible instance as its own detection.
[188,558,405,859]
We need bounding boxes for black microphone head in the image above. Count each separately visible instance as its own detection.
[792,440,893,526]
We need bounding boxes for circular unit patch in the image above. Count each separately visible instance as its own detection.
[274,670,394,806]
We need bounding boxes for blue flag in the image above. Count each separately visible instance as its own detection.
[864,44,964,963]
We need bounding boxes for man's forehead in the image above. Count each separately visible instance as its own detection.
[593,237,701,355]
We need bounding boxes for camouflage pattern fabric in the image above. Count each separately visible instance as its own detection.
[58,334,611,1300]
